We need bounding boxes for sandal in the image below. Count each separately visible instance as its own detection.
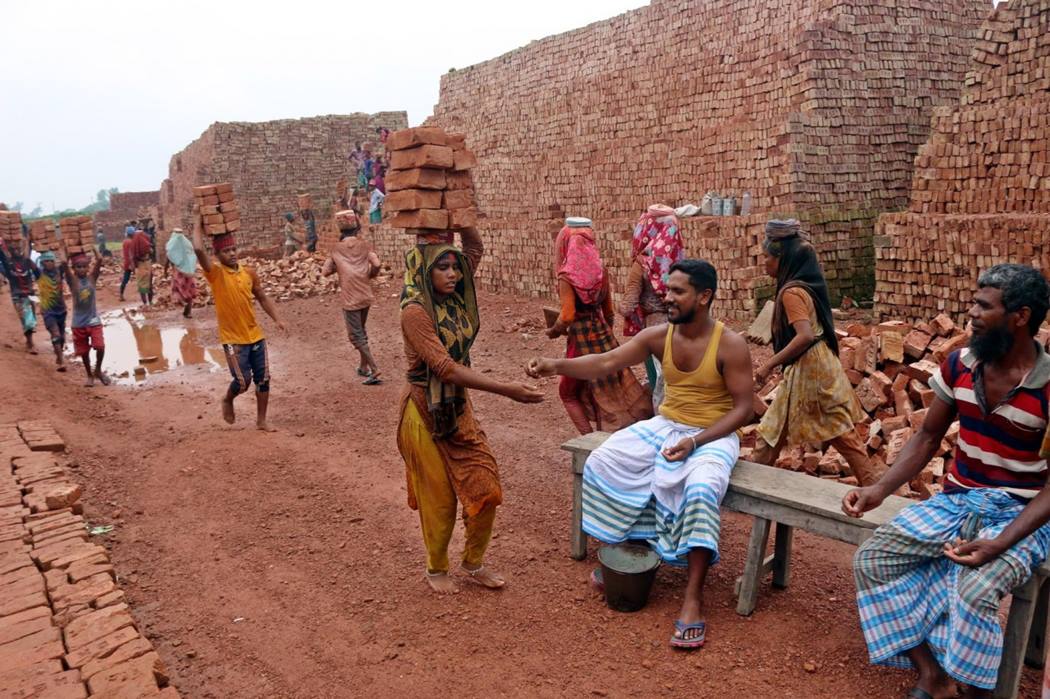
[906,690,933,699]
[669,620,706,650]
[356,368,371,377]
[363,375,383,385]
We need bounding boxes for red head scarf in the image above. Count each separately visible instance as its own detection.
[624,205,684,335]
[212,234,236,252]
[554,224,604,306]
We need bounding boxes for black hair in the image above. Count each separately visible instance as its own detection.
[764,233,838,356]
[978,263,1050,335]
[669,259,717,296]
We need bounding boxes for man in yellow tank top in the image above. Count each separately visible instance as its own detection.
[528,259,754,650]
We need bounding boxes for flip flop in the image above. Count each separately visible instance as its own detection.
[669,620,706,650]
[906,689,933,699]
[363,375,383,386]
[356,367,371,377]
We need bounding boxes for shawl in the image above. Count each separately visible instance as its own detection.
[764,222,838,358]
[624,205,683,335]
[554,225,604,306]
[400,243,480,438]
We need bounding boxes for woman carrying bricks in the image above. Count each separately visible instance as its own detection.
[619,204,684,406]
[397,227,544,594]
[548,217,652,434]
[751,219,879,484]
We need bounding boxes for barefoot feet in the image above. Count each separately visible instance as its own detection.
[460,564,505,589]
[425,571,458,594]
[222,397,235,424]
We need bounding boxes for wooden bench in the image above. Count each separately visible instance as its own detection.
[562,432,1049,699]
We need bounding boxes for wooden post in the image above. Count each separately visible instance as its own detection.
[736,516,772,616]
[996,574,1040,699]
[772,522,794,589]
[1024,576,1049,668]
[570,452,587,560]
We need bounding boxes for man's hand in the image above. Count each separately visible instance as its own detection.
[546,319,569,339]
[841,486,886,518]
[503,382,544,404]
[525,357,558,379]
[662,437,695,462]
[275,319,288,334]
[942,538,1006,568]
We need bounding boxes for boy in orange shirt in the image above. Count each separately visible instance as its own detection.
[192,217,285,431]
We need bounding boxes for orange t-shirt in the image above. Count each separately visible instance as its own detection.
[203,263,264,345]
[781,287,814,325]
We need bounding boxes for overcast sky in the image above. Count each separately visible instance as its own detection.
[2,0,646,214]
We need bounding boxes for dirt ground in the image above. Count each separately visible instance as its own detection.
[0,269,1041,699]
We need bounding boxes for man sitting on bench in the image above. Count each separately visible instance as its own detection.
[843,263,1050,699]
[527,259,754,650]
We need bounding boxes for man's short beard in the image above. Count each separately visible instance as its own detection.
[669,306,695,325]
[969,324,1014,362]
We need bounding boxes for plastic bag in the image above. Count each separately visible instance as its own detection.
[165,232,197,276]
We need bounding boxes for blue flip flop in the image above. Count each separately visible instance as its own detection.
[670,620,706,650]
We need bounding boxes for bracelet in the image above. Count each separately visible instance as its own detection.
[690,434,699,450]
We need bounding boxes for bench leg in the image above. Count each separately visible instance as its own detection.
[772,523,793,590]
[1025,576,1049,668]
[736,516,772,616]
[995,574,1040,699]
[570,468,587,560]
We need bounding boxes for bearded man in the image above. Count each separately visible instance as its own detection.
[527,259,755,650]
[843,263,1050,699]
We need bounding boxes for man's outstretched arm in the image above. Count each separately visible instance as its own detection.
[526,325,660,380]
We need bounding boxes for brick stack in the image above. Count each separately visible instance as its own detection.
[875,0,1050,322]
[192,184,239,236]
[0,211,23,250]
[59,216,95,256]
[28,220,59,253]
[422,0,986,304]
[742,312,1034,498]
[0,421,180,698]
[384,127,478,234]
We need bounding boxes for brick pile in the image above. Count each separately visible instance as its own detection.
[742,313,975,496]
[0,421,179,698]
[58,217,96,256]
[405,0,986,305]
[29,220,59,253]
[94,191,161,243]
[384,127,479,233]
[192,183,240,236]
[874,0,1050,322]
[0,211,23,250]
[155,113,408,259]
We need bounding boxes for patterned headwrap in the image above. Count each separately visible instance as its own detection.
[400,243,480,438]
[212,233,236,252]
[37,251,57,263]
[554,223,605,306]
[624,205,684,336]
[71,254,90,266]
[284,212,295,222]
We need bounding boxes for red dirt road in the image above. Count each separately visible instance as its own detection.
[0,274,1040,698]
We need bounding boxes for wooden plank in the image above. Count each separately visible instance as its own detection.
[570,457,587,560]
[560,432,611,459]
[722,492,878,546]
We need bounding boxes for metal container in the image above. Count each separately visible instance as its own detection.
[598,544,661,612]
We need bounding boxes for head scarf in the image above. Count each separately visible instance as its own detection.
[554,222,605,306]
[284,212,295,222]
[124,226,135,238]
[38,251,56,263]
[71,254,90,266]
[212,233,236,252]
[763,219,838,357]
[624,205,684,335]
[400,243,480,438]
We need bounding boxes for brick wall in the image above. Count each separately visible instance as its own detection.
[94,190,160,241]
[421,0,986,308]
[155,113,407,257]
[874,0,1050,323]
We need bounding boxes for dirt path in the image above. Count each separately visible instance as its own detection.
[0,274,1040,698]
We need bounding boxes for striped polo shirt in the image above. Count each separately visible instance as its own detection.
[929,345,1050,499]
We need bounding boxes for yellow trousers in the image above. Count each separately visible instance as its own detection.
[400,400,496,574]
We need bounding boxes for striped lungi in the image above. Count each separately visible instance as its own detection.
[582,415,739,566]
[854,488,1050,689]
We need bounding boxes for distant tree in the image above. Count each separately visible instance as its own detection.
[10,202,23,212]
[95,189,109,206]
[27,204,43,218]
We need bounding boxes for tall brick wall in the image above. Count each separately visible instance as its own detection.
[410,0,986,309]
[156,112,407,256]
[874,0,1050,323]
[94,190,160,241]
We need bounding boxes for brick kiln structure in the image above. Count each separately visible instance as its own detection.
[94,191,160,242]
[367,0,987,320]
[155,113,406,257]
[875,0,1050,323]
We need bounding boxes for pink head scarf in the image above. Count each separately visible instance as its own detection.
[624,205,684,335]
[555,224,604,306]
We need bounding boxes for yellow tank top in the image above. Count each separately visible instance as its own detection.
[659,321,734,428]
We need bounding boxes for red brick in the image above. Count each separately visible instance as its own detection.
[452,149,478,171]
[81,638,154,681]
[0,626,64,673]
[85,652,168,696]
[448,207,478,230]
[63,604,135,652]
[386,168,447,192]
[384,189,443,213]
[441,190,475,210]
[65,625,141,669]
[386,126,448,151]
[389,144,454,170]
[387,209,449,230]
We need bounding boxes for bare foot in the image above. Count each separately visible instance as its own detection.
[56,365,66,372]
[26,345,38,355]
[222,398,235,424]
[256,421,277,432]
[425,572,458,594]
[84,377,95,387]
[94,370,111,386]
[916,675,957,699]
[460,564,505,589]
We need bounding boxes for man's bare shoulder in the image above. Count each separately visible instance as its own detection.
[718,325,751,356]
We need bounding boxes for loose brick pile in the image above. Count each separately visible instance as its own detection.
[29,220,59,253]
[384,127,479,233]
[58,217,96,257]
[1,211,23,249]
[192,183,240,236]
[421,0,987,303]
[0,421,179,698]
[874,0,1050,322]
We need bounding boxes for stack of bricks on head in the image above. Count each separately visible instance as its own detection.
[0,211,24,251]
[747,311,1050,499]
[383,126,478,242]
[29,220,59,253]
[58,217,95,256]
[193,183,240,237]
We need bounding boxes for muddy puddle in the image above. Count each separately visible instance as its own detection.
[79,310,225,385]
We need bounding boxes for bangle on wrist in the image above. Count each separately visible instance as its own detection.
[690,434,699,450]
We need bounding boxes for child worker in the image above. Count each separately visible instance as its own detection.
[36,251,68,371]
[64,250,109,386]
[192,212,286,431]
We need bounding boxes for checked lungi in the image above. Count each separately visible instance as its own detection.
[854,488,1050,689]
[582,415,739,566]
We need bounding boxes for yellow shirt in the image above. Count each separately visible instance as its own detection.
[659,321,734,428]
[203,263,264,345]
